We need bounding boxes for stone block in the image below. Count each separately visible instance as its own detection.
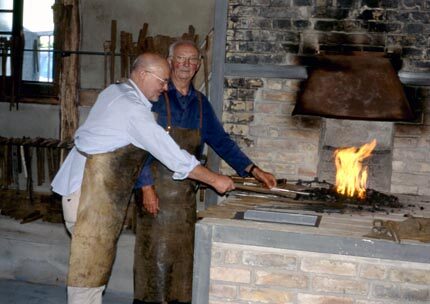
[322,119,393,150]
[403,0,425,9]
[222,112,254,124]
[312,276,368,295]
[393,137,419,148]
[211,247,225,266]
[410,11,430,24]
[225,248,243,264]
[260,89,297,102]
[360,264,387,280]
[260,7,300,18]
[390,184,418,194]
[293,20,311,29]
[418,186,430,196]
[209,283,237,299]
[210,266,251,283]
[273,19,292,29]
[402,47,424,58]
[389,268,430,284]
[367,22,402,32]
[253,114,291,126]
[313,7,351,19]
[301,258,358,276]
[223,100,247,112]
[223,123,250,136]
[293,0,312,6]
[391,172,429,186]
[246,78,264,88]
[224,78,245,89]
[297,293,354,304]
[265,79,283,90]
[249,125,270,137]
[242,251,297,269]
[271,0,291,6]
[372,282,430,302]
[231,6,261,16]
[251,0,271,5]
[239,286,294,303]
[255,270,308,288]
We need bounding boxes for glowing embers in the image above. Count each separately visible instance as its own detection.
[334,139,377,199]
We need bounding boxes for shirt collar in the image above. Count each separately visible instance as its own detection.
[168,81,196,99]
[128,79,152,109]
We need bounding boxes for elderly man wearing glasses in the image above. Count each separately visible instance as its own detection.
[133,40,277,304]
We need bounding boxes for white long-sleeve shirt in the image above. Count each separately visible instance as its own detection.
[51,80,200,196]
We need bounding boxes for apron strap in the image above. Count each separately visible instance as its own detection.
[197,91,203,130]
[163,92,172,133]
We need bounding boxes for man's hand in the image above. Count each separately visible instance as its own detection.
[187,165,235,194]
[211,174,235,194]
[141,185,159,216]
[249,165,277,189]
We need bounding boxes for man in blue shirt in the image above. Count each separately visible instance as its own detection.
[133,41,276,304]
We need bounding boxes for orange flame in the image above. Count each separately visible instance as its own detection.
[334,139,377,199]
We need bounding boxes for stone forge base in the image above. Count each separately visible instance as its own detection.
[193,198,430,304]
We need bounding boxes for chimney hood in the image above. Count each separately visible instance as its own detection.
[292,53,415,121]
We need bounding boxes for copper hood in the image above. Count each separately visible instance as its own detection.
[292,53,415,121]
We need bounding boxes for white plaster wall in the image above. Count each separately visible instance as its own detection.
[0,103,60,138]
[80,0,215,89]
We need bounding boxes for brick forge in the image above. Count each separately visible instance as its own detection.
[220,0,430,196]
[209,243,430,304]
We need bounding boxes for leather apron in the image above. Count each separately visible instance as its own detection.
[134,92,202,303]
[68,144,148,287]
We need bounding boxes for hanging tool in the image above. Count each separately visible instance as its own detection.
[36,146,45,186]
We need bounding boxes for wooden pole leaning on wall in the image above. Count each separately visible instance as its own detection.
[56,0,80,164]
[110,20,117,84]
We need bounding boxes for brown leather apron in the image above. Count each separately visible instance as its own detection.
[134,92,202,303]
[68,144,148,287]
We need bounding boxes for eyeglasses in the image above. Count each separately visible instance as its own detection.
[173,55,201,65]
[145,70,169,86]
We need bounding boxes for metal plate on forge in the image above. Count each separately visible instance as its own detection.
[242,210,321,227]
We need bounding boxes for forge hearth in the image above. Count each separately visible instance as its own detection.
[317,119,394,193]
[293,179,402,214]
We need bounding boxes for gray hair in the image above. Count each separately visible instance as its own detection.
[168,39,201,58]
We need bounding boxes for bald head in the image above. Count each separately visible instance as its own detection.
[131,53,170,101]
[131,53,169,74]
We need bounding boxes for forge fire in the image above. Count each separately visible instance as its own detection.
[334,139,377,199]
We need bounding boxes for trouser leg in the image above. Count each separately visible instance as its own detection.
[67,285,105,304]
[62,188,81,235]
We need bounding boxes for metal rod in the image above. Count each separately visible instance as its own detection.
[19,49,123,57]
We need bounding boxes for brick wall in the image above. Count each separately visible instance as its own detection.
[392,87,430,195]
[226,0,430,67]
[209,243,430,303]
[221,77,321,180]
[220,0,430,193]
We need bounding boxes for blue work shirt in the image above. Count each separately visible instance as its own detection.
[135,82,253,188]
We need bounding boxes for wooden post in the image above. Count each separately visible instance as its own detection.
[56,0,80,161]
